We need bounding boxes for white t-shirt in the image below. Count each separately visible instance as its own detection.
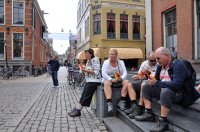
[160,67,171,81]
[138,60,158,76]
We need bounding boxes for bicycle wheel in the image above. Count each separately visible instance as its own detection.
[68,74,72,85]
[72,75,75,89]
[3,73,9,79]
[13,71,20,79]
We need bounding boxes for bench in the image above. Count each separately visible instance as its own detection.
[95,85,122,121]
[95,78,200,131]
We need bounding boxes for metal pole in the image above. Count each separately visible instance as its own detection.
[4,41,8,68]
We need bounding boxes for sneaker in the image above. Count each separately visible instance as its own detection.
[124,104,137,115]
[117,100,126,111]
[107,102,113,112]
[52,86,56,88]
[128,105,144,119]
[56,85,60,88]
[71,107,76,112]
[68,109,81,117]
[135,110,155,122]
[150,117,168,132]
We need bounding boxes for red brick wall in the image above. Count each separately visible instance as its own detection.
[0,1,36,63]
[152,0,194,60]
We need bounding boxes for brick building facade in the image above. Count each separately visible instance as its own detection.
[146,0,200,71]
[0,0,53,75]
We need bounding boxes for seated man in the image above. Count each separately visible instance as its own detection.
[135,47,200,132]
[125,51,158,119]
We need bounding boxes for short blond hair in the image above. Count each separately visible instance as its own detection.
[109,48,118,55]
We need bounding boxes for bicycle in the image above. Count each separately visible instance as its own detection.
[67,67,74,86]
[67,66,86,89]
[0,67,13,79]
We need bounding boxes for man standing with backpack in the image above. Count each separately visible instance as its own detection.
[135,47,200,132]
[48,55,60,88]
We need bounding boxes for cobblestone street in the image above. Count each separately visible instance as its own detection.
[0,67,108,132]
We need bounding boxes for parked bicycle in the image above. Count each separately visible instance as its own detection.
[67,66,85,89]
[0,67,13,79]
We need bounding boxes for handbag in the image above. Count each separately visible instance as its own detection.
[111,60,122,88]
[111,80,122,88]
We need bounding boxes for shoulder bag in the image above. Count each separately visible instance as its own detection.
[111,60,123,88]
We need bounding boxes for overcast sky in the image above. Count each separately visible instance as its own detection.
[38,0,79,54]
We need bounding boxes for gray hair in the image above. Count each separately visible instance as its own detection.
[161,47,171,56]
[148,51,155,57]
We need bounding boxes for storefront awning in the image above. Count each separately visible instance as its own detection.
[76,48,101,59]
[110,48,143,59]
[76,51,85,60]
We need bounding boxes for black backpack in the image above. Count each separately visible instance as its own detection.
[175,59,200,107]
[179,59,196,87]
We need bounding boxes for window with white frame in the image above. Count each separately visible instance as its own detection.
[0,0,4,24]
[93,14,101,34]
[0,32,4,58]
[13,1,24,25]
[197,0,200,58]
[32,6,36,29]
[78,29,81,43]
[132,15,140,40]
[85,17,89,37]
[164,9,177,50]
[107,13,115,39]
[13,33,23,59]
[120,14,128,39]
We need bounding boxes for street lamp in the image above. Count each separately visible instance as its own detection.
[3,40,8,68]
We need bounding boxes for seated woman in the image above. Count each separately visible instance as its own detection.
[102,49,131,112]
[68,48,101,117]
[197,84,200,92]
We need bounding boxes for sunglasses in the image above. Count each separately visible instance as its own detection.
[149,59,156,62]
[156,57,161,60]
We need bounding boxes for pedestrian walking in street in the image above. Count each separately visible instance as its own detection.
[48,55,60,88]
[68,48,101,117]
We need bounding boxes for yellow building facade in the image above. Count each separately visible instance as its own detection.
[77,0,145,68]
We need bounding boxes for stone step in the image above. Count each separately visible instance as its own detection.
[103,117,133,132]
[117,99,200,132]
[152,99,200,122]
[117,110,176,132]
[152,99,200,132]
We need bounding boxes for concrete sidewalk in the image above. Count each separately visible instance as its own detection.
[0,67,108,132]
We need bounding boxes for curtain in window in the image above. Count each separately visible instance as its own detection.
[107,13,115,33]
[133,22,140,34]
[120,15,128,33]
[132,16,140,34]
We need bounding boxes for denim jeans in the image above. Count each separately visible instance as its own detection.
[51,71,58,86]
